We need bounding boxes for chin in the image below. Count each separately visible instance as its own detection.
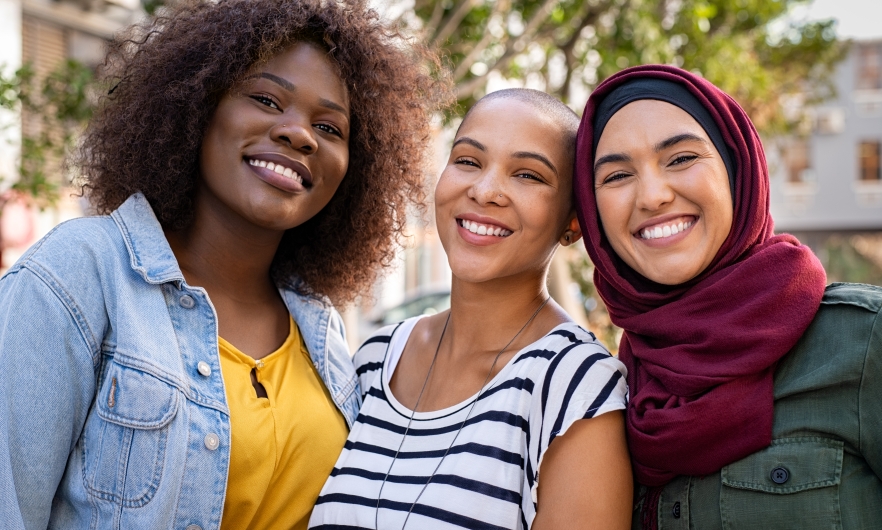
[447,259,501,284]
[640,265,702,286]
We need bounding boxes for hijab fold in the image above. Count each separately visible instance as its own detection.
[574,65,827,488]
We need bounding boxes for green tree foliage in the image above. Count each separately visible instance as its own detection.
[0,60,94,206]
[399,0,845,133]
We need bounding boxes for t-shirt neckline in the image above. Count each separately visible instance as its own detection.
[380,315,574,420]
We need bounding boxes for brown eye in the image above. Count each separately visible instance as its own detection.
[250,95,279,110]
[603,172,629,184]
[315,123,342,137]
[670,154,698,166]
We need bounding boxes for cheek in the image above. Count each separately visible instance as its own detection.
[433,169,460,211]
[595,191,630,240]
[329,147,350,185]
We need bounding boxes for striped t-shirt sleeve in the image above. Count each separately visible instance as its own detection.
[352,323,397,400]
[525,333,627,507]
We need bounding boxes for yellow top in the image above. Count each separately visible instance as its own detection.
[218,317,348,530]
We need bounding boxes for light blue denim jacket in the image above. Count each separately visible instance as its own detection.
[0,193,360,530]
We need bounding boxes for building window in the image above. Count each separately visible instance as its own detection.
[856,43,882,91]
[782,139,812,183]
[860,141,882,181]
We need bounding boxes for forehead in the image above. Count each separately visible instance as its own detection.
[252,42,348,99]
[596,99,709,153]
[458,98,568,158]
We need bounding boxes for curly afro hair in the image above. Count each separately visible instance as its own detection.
[78,0,452,305]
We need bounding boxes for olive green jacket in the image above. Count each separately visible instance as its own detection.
[635,283,882,529]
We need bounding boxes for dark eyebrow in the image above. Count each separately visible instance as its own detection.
[593,133,709,173]
[594,153,632,173]
[318,97,348,115]
[654,133,708,152]
[452,137,486,151]
[513,151,558,176]
[254,72,295,91]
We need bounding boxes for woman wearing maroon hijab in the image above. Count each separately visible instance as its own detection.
[574,64,882,529]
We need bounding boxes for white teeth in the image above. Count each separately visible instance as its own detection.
[641,220,693,240]
[249,158,304,183]
[460,219,511,237]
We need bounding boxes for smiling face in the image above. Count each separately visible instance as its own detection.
[434,97,581,284]
[197,41,350,234]
[593,99,733,285]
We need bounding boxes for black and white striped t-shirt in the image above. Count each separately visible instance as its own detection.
[309,317,627,530]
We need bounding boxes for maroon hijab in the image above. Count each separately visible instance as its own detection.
[574,65,827,487]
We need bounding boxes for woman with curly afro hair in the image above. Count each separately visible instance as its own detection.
[0,0,451,528]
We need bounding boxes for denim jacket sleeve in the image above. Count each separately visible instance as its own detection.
[0,262,101,530]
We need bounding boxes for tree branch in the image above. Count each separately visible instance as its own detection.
[422,0,446,42]
[431,0,481,47]
[556,1,611,100]
[452,0,511,81]
[454,0,560,98]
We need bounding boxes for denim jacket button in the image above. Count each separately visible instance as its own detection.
[179,295,196,309]
[204,433,220,451]
[185,525,202,530]
[197,361,212,377]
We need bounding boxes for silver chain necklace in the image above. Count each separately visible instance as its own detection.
[374,296,551,530]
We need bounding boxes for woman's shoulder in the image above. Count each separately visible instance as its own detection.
[804,282,882,350]
[777,281,881,402]
[819,282,882,313]
[4,215,124,283]
[516,322,624,371]
[514,322,627,398]
[351,320,409,378]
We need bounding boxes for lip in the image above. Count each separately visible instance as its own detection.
[455,212,514,247]
[244,153,314,193]
[457,213,514,233]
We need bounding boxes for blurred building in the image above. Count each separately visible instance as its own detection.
[770,39,882,253]
[0,0,143,269]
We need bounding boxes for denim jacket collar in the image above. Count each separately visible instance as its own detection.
[111,193,186,286]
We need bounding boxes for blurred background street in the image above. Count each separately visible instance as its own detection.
[1,0,880,352]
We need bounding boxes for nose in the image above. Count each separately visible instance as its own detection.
[467,164,507,206]
[271,117,319,154]
[635,168,675,212]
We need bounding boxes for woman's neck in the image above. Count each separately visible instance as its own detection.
[445,270,568,359]
[164,192,283,301]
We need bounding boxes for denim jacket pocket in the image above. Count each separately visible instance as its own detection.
[720,437,844,530]
[83,361,180,507]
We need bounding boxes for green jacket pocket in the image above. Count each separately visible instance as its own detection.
[720,437,843,529]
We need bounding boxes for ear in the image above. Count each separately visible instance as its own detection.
[559,213,583,246]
